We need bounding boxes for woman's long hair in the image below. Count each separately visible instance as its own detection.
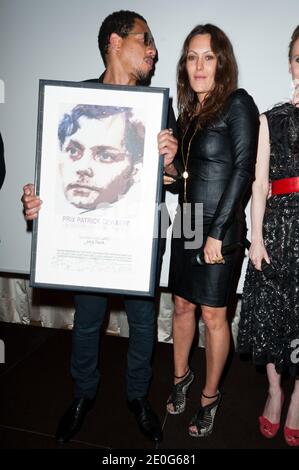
[177,24,238,132]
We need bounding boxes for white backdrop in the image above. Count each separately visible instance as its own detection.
[0,0,298,280]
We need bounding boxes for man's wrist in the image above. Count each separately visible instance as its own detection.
[163,162,177,177]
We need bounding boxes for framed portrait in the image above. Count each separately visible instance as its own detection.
[30,79,169,296]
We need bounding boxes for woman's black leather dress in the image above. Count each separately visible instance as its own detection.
[168,89,259,306]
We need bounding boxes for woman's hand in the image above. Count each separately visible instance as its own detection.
[157,128,178,168]
[203,236,224,264]
[21,184,42,220]
[248,239,270,271]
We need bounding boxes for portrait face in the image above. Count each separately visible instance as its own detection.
[119,18,157,83]
[59,113,136,210]
[186,33,217,103]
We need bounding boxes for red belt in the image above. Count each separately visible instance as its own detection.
[271,176,299,195]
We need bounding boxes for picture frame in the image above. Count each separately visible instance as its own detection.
[30,79,169,296]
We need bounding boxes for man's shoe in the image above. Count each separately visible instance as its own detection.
[128,397,162,442]
[55,398,94,444]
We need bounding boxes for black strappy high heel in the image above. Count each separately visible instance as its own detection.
[188,390,221,437]
[166,368,194,415]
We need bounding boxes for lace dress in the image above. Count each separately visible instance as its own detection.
[237,103,299,376]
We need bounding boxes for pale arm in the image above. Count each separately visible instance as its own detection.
[249,114,271,270]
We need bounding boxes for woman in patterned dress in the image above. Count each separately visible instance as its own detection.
[238,25,299,447]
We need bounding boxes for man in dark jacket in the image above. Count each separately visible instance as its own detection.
[22,10,177,444]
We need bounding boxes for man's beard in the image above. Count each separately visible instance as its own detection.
[136,67,155,87]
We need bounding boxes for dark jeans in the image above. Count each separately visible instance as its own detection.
[71,293,156,401]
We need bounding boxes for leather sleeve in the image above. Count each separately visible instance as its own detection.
[208,90,259,241]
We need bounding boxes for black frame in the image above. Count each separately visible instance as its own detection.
[30,79,169,296]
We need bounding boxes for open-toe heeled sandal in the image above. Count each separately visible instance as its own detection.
[166,368,194,415]
[259,391,284,438]
[189,390,221,437]
[284,426,299,446]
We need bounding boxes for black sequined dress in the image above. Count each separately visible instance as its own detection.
[237,103,299,376]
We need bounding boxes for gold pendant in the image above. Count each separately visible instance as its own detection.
[182,171,189,179]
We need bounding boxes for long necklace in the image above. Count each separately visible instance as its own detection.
[181,122,198,204]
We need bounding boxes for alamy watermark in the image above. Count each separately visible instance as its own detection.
[61,202,203,250]
[68,202,204,250]
[156,202,203,249]
[290,338,299,365]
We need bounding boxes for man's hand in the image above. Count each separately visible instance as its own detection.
[21,184,42,220]
[157,128,178,168]
[163,174,177,185]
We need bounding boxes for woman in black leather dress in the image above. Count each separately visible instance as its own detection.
[163,24,259,437]
[237,26,299,447]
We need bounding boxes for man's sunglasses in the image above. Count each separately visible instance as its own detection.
[126,31,156,48]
